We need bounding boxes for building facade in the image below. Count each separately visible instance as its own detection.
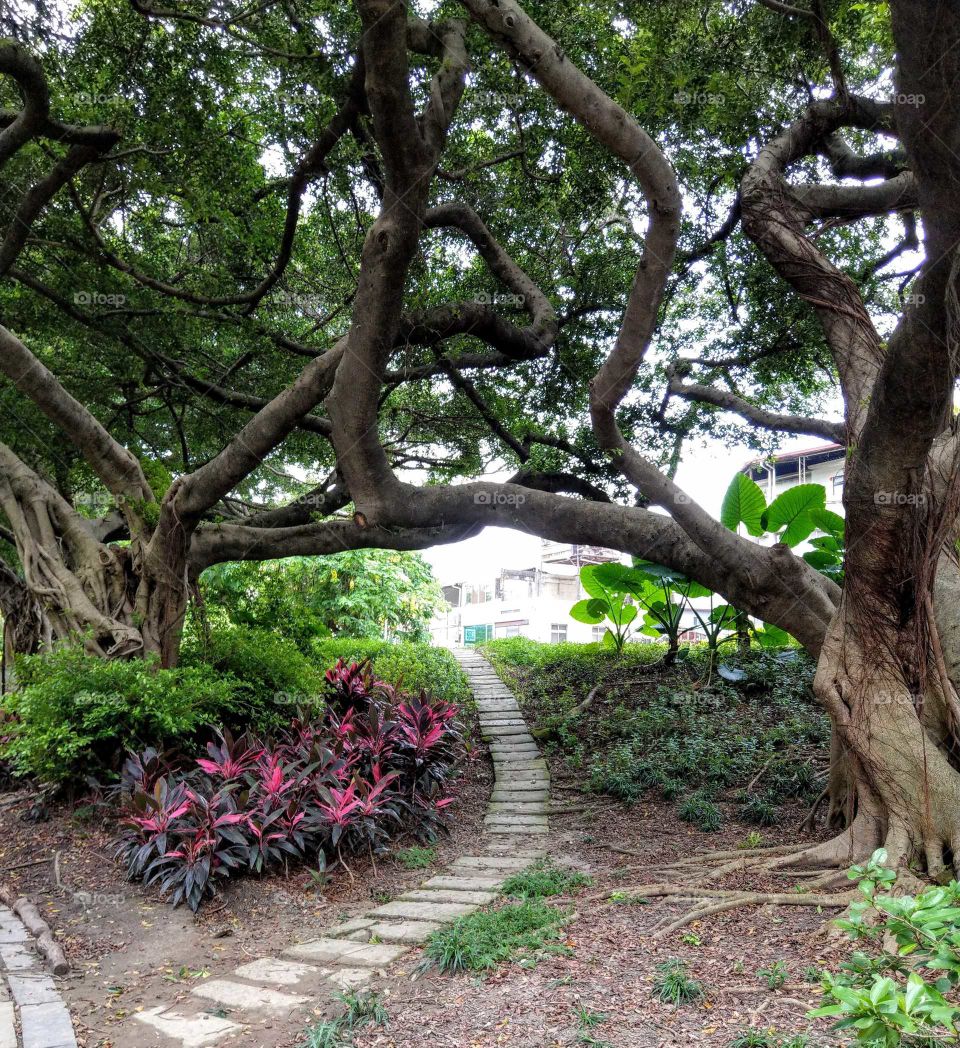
[430,543,623,646]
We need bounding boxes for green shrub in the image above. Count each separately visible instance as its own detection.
[423,899,571,972]
[811,849,960,1045]
[4,647,236,784]
[742,793,780,826]
[312,639,470,704]
[678,791,722,832]
[182,624,323,732]
[501,859,592,899]
[486,641,826,810]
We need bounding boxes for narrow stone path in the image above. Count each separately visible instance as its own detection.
[0,906,76,1048]
[132,647,549,1046]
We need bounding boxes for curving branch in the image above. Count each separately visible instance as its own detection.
[666,365,846,444]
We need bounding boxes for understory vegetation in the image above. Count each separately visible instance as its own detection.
[483,639,826,828]
[0,633,468,786]
[115,659,463,911]
[425,858,591,974]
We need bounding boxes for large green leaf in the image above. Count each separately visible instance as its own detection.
[570,597,609,624]
[579,564,609,600]
[763,484,826,546]
[608,602,638,627]
[809,507,845,540]
[720,473,767,536]
[754,623,792,647]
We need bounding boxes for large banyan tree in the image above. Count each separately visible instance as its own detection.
[1,0,960,878]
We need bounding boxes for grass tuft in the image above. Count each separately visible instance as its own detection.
[651,958,706,1005]
[300,990,387,1047]
[395,845,436,870]
[501,859,592,899]
[423,899,571,973]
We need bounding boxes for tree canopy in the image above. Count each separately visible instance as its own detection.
[4,0,960,881]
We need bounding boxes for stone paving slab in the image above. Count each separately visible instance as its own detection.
[452,855,533,871]
[8,971,61,1007]
[400,888,497,905]
[326,968,375,991]
[233,957,325,986]
[191,978,306,1014]
[0,1001,14,1048]
[135,1006,244,1047]
[283,939,408,966]
[367,900,478,922]
[346,920,443,944]
[20,1000,76,1048]
[422,874,504,892]
[485,823,549,835]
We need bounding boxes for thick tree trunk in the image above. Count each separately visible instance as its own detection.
[810,599,960,876]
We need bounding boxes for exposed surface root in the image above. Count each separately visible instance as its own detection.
[597,841,857,937]
[639,885,855,938]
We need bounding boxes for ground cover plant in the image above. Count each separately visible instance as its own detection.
[422,898,573,974]
[483,640,827,825]
[114,660,463,911]
[811,849,960,1045]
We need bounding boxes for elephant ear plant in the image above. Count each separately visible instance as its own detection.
[721,474,845,583]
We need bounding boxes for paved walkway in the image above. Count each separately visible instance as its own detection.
[133,647,550,1046]
[0,907,76,1048]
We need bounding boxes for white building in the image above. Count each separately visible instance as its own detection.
[431,543,624,647]
[744,442,845,511]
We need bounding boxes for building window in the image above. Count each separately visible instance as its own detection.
[550,623,567,643]
[831,472,844,496]
[592,625,606,643]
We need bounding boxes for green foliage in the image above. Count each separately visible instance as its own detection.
[652,959,705,1005]
[494,641,825,813]
[811,849,960,1045]
[181,624,323,732]
[485,642,826,818]
[728,1032,809,1048]
[301,990,387,1048]
[395,845,436,870]
[720,474,767,537]
[570,563,642,653]
[758,960,789,989]
[3,647,235,784]
[501,859,593,899]
[423,900,571,973]
[742,793,780,827]
[312,639,470,705]
[720,475,845,585]
[678,791,722,832]
[199,551,444,650]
